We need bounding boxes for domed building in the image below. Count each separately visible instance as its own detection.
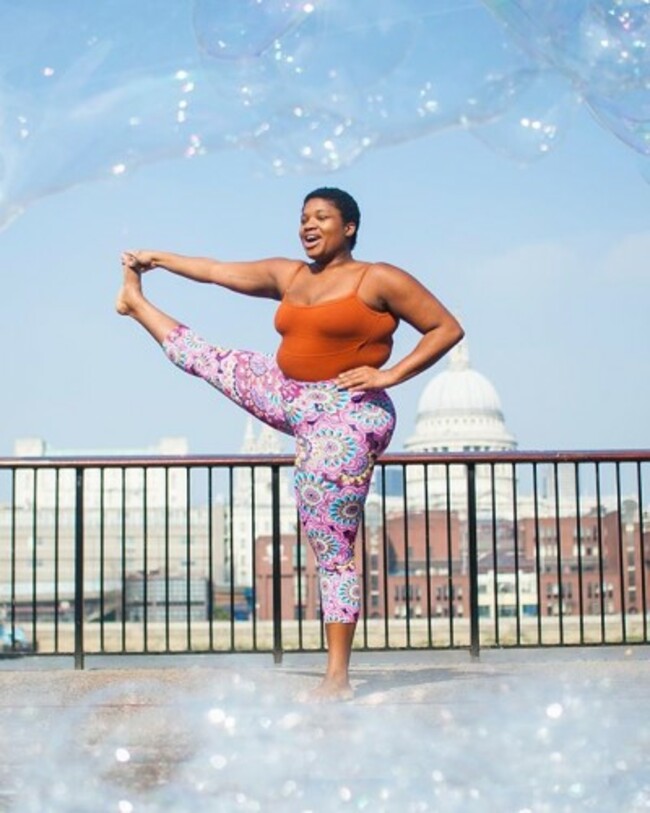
[404,340,517,515]
[406,340,516,454]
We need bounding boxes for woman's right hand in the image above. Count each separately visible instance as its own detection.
[121,250,157,272]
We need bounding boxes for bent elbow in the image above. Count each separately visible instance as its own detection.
[447,317,465,349]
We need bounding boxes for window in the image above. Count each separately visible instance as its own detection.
[292,544,307,569]
[499,606,517,617]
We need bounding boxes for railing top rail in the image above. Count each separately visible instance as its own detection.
[0,449,649,469]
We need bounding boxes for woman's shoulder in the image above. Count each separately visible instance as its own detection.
[266,258,309,296]
[359,261,430,311]
[366,260,408,273]
[353,261,409,310]
[262,257,307,280]
[264,256,305,270]
[362,261,413,287]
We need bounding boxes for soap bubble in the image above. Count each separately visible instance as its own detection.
[263,0,416,102]
[587,86,650,154]
[358,3,534,147]
[480,1,588,64]
[0,0,649,229]
[638,155,650,182]
[480,1,650,159]
[193,0,315,60]
[472,69,581,163]
[253,107,374,174]
[537,1,647,95]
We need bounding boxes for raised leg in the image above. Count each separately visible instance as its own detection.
[117,259,293,435]
[116,261,179,344]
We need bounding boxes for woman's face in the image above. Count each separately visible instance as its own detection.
[299,197,356,262]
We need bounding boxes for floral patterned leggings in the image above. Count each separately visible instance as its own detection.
[162,325,396,623]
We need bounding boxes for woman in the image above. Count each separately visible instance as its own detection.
[116,187,463,701]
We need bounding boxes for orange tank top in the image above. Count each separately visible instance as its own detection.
[274,265,398,381]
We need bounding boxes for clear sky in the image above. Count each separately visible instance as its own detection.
[1,1,648,457]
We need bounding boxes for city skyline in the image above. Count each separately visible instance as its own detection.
[3,446,647,650]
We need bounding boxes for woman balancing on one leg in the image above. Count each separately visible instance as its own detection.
[116,187,464,701]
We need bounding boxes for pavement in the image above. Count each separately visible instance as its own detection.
[0,647,649,811]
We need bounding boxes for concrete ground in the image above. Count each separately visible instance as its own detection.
[1,647,649,811]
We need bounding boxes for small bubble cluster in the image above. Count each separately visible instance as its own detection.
[0,0,649,228]
[4,670,650,812]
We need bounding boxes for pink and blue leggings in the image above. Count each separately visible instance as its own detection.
[162,325,396,623]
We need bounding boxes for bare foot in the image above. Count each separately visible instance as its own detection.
[115,262,144,316]
[302,678,354,704]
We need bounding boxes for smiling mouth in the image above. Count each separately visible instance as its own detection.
[303,234,321,248]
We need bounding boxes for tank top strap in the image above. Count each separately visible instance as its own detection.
[282,262,305,298]
[353,263,373,293]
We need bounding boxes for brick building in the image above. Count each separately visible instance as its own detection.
[252,506,649,624]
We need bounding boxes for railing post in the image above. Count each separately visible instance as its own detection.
[74,467,85,670]
[466,463,480,659]
[271,465,283,664]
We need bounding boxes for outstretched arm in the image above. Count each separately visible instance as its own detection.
[122,250,298,300]
[336,263,464,392]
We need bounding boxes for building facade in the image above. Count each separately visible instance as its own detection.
[1,437,226,620]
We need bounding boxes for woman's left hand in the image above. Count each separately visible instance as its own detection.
[336,366,394,392]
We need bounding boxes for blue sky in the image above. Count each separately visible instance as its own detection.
[1,1,648,457]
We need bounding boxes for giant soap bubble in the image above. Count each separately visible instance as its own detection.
[483,0,650,153]
[0,0,648,229]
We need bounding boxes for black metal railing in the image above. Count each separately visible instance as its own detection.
[0,451,648,668]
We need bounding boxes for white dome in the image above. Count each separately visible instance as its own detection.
[417,351,503,418]
[405,340,516,452]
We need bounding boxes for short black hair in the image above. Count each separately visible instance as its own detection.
[303,187,361,249]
